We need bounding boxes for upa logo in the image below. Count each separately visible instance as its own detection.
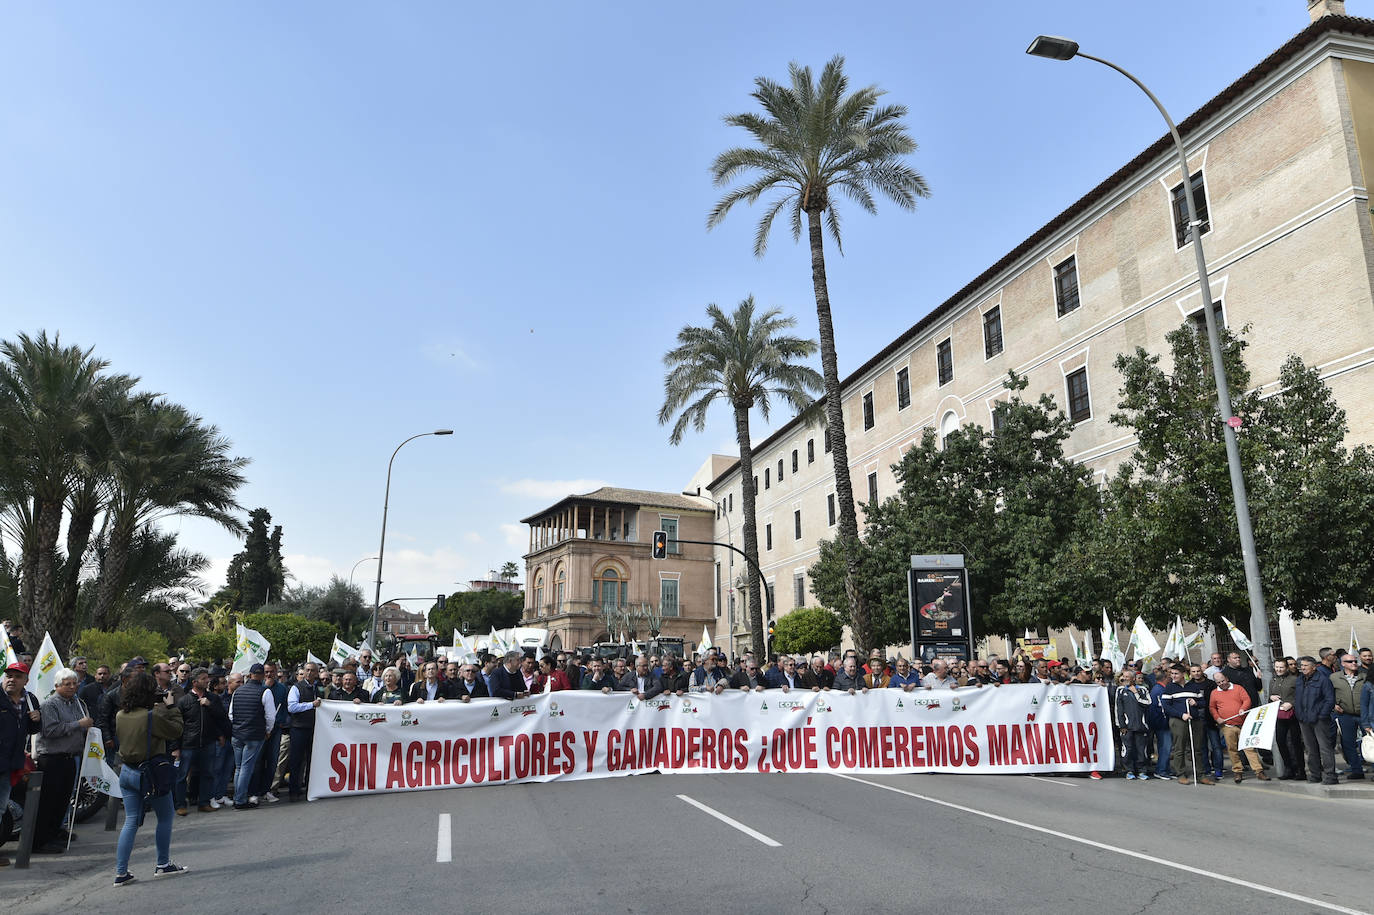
[1080,695,1097,709]
[679,700,699,715]
[400,710,420,728]
[778,700,805,713]
[511,704,538,717]
[813,700,833,714]
[950,696,966,713]
[548,702,565,718]
[330,712,344,728]
[356,711,388,725]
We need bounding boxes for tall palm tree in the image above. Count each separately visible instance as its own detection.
[659,296,823,658]
[708,55,929,653]
[91,394,247,630]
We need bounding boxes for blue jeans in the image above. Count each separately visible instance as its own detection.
[1335,713,1365,775]
[212,741,234,799]
[232,738,263,805]
[1152,727,1172,775]
[116,765,174,876]
[0,770,11,814]
[1206,727,1226,776]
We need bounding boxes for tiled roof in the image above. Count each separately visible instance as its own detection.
[520,486,711,523]
[707,14,1374,493]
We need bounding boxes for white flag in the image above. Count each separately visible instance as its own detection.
[1222,616,1253,652]
[330,636,354,666]
[0,622,16,668]
[32,631,64,698]
[231,622,271,676]
[1350,626,1361,655]
[306,650,325,667]
[1069,631,1089,671]
[699,626,714,654]
[356,633,373,653]
[1101,611,1124,669]
[1184,627,1206,650]
[79,725,121,798]
[1237,700,1280,751]
[1083,630,1094,667]
[1131,617,1162,657]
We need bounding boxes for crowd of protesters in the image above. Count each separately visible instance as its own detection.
[2,628,1371,883]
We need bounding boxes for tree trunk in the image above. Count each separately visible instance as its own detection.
[732,402,765,660]
[18,496,40,626]
[93,514,135,631]
[806,207,870,655]
[30,494,68,651]
[55,480,99,631]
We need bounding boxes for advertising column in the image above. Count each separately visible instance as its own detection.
[907,554,972,663]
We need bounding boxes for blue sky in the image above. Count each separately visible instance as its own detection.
[0,1,1343,609]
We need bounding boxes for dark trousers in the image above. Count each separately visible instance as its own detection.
[1334,713,1365,776]
[1300,719,1337,781]
[1275,717,1305,777]
[183,744,217,804]
[34,753,77,846]
[1168,717,1207,780]
[1121,730,1150,774]
[287,726,313,798]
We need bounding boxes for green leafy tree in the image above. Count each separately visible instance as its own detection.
[187,630,233,665]
[811,374,1100,642]
[236,508,274,611]
[709,56,930,655]
[658,297,823,659]
[431,589,524,639]
[74,626,172,673]
[240,612,336,667]
[771,607,843,655]
[499,561,520,582]
[1093,326,1374,628]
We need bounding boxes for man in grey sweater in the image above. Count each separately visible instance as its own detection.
[33,668,93,854]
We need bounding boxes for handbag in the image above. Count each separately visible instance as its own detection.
[1361,731,1374,765]
[138,710,175,800]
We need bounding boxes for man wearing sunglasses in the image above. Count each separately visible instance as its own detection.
[1331,652,1366,781]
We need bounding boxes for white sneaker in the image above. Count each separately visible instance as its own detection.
[262,792,279,804]
[215,796,230,806]
[248,795,258,804]
[209,798,222,810]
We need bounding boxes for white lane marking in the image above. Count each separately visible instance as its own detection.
[834,774,1369,915]
[1025,775,1078,789]
[677,794,781,847]
[436,813,452,863]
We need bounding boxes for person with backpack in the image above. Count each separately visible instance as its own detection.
[112,670,188,886]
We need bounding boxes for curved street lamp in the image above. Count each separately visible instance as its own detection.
[1026,36,1271,672]
[370,430,453,646]
[349,556,378,590]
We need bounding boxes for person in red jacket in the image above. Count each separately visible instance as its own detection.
[1210,670,1269,783]
[538,656,569,692]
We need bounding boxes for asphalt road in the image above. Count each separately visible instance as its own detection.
[7,772,1371,914]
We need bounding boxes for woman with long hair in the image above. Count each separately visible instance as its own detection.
[112,670,188,886]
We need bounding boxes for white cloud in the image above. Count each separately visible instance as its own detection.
[462,531,484,545]
[499,478,607,501]
[500,523,526,551]
[284,553,339,587]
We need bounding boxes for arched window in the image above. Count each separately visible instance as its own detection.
[533,572,545,616]
[940,411,960,449]
[555,567,566,614]
[593,566,627,613]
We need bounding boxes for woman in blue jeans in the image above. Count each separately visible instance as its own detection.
[112,671,188,886]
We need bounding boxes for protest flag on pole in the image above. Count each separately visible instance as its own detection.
[1222,617,1254,652]
[1132,617,1162,658]
[306,650,325,667]
[330,636,354,667]
[0,622,16,668]
[231,622,271,676]
[32,631,64,698]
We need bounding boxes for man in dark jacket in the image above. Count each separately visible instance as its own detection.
[488,652,527,700]
[1267,658,1305,780]
[333,671,372,704]
[177,667,229,811]
[626,656,664,700]
[1159,665,1213,785]
[228,663,276,809]
[1,662,41,865]
[582,658,620,693]
[658,656,689,696]
[1331,653,1366,781]
[1115,670,1153,779]
[451,663,489,701]
[77,664,111,711]
[1295,656,1338,785]
[285,662,321,802]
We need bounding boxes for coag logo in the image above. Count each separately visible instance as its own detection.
[915,697,942,710]
[1046,693,1074,707]
[356,711,388,725]
[648,698,672,712]
[39,654,56,674]
[778,700,805,713]
[511,704,537,717]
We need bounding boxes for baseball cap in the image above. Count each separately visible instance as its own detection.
[249,663,265,675]
[127,656,148,668]
[4,661,29,675]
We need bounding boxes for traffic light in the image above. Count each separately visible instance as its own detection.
[652,530,667,559]
[768,621,775,638]
[436,593,447,609]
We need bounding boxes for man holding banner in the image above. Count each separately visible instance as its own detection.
[1209,670,1269,783]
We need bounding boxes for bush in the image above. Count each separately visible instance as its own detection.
[74,627,172,672]
[241,612,336,666]
[771,607,844,655]
[186,631,233,666]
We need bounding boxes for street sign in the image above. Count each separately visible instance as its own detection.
[1227,416,1243,429]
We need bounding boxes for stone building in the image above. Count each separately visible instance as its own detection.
[687,8,1374,658]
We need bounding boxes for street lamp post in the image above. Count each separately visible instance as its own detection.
[1026,36,1272,673]
[349,556,378,590]
[370,429,453,646]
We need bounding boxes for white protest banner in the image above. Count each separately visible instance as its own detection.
[80,725,121,798]
[32,631,64,698]
[1238,700,1280,752]
[330,636,354,666]
[309,683,1115,800]
[232,622,271,676]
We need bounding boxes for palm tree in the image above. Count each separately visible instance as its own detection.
[91,395,247,629]
[708,55,929,653]
[659,296,823,658]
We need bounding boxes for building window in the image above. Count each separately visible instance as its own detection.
[807,439,815,463]
[534,574,544,616]
[940,411,959,449]
[1066,367,1091,423]
[764,468,770,490]
[777,458,784,482]
[824,427,831,453]
[896,367,910,410]
[593,567,627,613]
[660,578,679,617]
[555,569,565,614]
[791,449,799,473]
[991,403,1006,434]
[983,306,1003,358]
[753,476,758,494]
[1171,171,1211,248]
[867,472,878,505]
[765,524,773,551]
[794,573,806,608]
[1189,300,1225,334]
[827,493,836,527]
[766,582,776,616]
[793,509,802,540]
[728,493,733,513]
[936,339,953,386]
[1054,256,1080,316]
[661,516,680,554]
[862,392,875,430]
